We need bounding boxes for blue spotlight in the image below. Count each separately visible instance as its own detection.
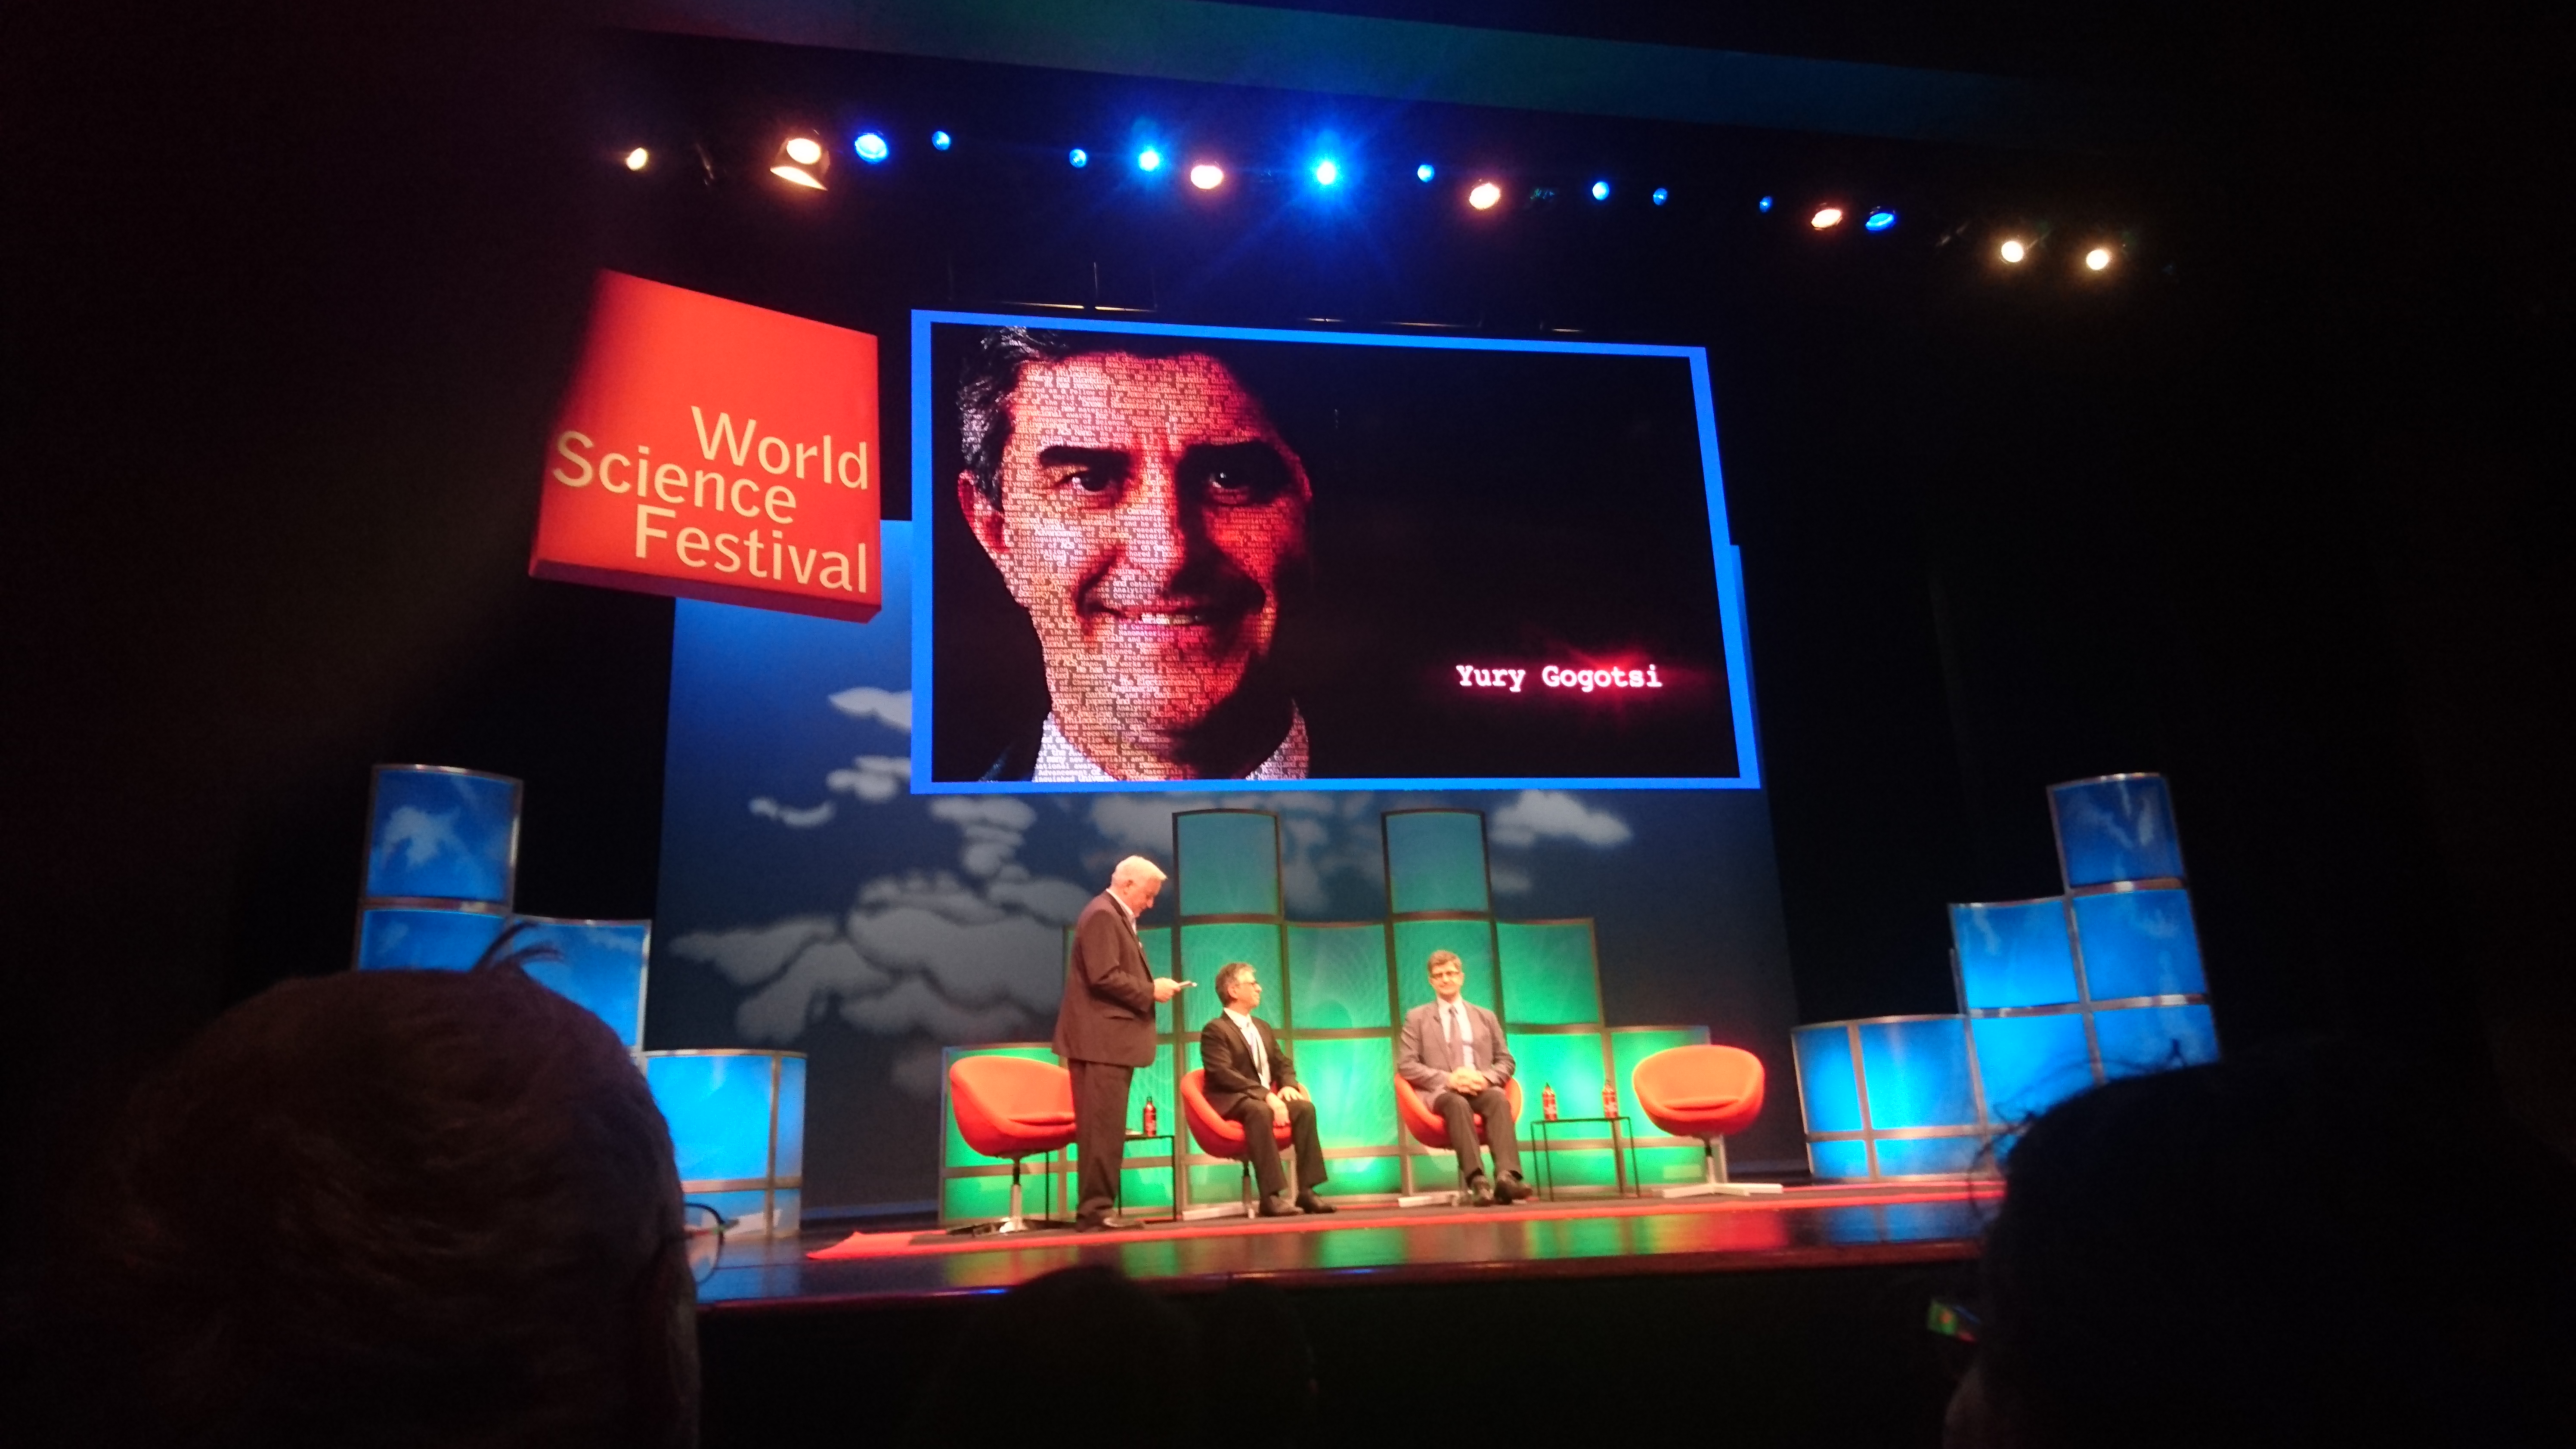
[1759,195,1774,213]
[1312,158,1339,186]
[931,130,952,151]
[1590,180,1610,202]
[1068,148,1089,168]
[1136,146,1162,172]
[1652,186,1669,206]
[852,133,889,164]
[1417,162,1435,183]
[1865,209,1898,232]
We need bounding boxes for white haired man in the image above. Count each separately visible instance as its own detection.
[1055,855,1189,1229]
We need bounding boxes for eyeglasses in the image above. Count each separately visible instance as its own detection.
[683,1202,730,1286]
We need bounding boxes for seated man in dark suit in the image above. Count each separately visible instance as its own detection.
[1198,960,1334,1217]
[1397,949,1537,1206]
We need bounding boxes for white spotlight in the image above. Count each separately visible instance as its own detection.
[2085,246,2114,272]
[623,147,649,172]
[1468,181,1501,211]
[1811,206,1844,230]
[1189,163,1224,190]
[1999,238,2028,264]
[784,136,823,167]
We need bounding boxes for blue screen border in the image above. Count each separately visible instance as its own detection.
[908,309,1761,794]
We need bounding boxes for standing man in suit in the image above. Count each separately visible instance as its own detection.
[1056,856,1190,1230]
[1198,961,1335,1218]
[1397,949,1537,1206]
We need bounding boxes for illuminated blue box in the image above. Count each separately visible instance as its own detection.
[646,1050,807,1236]
[1966,1013,2096,1125]
[354,907,509,971]
[2049,773,2184,889]
[512,917,651,1050]
[1951,899,2081,1009]
[2094,1003,2219,1079]
[1793,1016,1983,1181]
[362,765,520,905]
[2069,889,2205,1001]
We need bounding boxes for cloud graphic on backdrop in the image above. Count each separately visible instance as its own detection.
[671,718,1094,1092]
[1489,790,1634,848]
[749,798,837,828]
[829,687,912,731]
[373,805,468,874]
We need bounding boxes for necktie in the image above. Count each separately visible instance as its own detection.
[1449,1003,1472,1069]
[1243,1018,1267,1085]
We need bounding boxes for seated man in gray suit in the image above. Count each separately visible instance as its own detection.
[1396,949,1536,1206]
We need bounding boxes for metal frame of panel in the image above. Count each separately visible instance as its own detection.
[1790,1015,1990,1183]
[647,1047,807,1236]
[353,765,524,969]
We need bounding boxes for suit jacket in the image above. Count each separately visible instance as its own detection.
[1198,1013,1299,1117]
[1053,892,1156,1066]
[1397,999,1515,1110]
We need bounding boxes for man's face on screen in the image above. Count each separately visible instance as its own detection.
[965,351,1311,765]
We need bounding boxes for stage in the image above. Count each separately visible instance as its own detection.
[701,1179,1995,1308]
[694,1179,1992,1445]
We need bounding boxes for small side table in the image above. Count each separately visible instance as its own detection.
[1527,1115,1638,1200]
[1118,1131,1180,1225]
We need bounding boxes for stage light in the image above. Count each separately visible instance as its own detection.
[2085,246,2114,272]
[1136,146,1162,172]
[1189,162,1224,190]
[1468,180,1502,210]
[1652,187,1669,206]
[1999,238,2028,264]
[852,133,888,164]
[1312,158,1340,186]
[1590,180,1610,202]
[1068,148,1089,168]
[1759,195,1774,213]
[1811,206,1844,229]
[623,147,649,172]
[1865,209,1897,232]
[1417,163,1435,183]
[771,133,828,189]
[932,130,952,151]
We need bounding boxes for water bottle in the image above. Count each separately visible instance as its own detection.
[1542,1082,1559,1121]
[1142,1097,1158,1137]
[1601,1082,1619,1118]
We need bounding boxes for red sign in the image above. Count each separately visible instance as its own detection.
[531,271,880,621]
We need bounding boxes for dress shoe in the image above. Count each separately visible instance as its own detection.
[1492,1173,1537,1204]
[1466,1175,1497,1207]
[1294,1192,1338,1215]
[1257,1193,1305,1218]
[1074,1216,1139,1232]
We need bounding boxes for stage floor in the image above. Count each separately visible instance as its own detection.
[698,1179,1997,1309]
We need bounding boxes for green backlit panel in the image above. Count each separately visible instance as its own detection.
[1285,1035,1399,1152]
[1177,811,1281,919]
[1511,1030,1610,1132]
[1530,1144,1620,1190]
[1629,1141,1712,1188]
[941,1044,1059,1169]
[1115,1161,1176,1212]
[1176,921,1280,1029]
[1286,923,1393,1030]
[1496,921,1602,1026]
[941,1168,1066,1223]
[1316,1155,1400,1198]
[1392,920,1495,1018]
[1609,1024,1710,1112]
[1385,811,1490,916]
[1187,1163,1256,1206]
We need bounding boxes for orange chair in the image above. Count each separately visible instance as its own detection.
[1178,1068,1295,1220]
[947,1055,1081,1233]
[1631,1044,1781,1197]
[1393,1073,1523,1201]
